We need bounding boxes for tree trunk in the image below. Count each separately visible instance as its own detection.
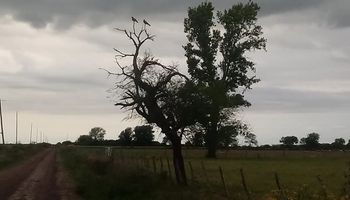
[206,117,219,158]
[206,128,218,158]
[172,137,187,185]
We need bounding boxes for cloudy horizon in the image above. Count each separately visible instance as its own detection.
[0,0,350,145]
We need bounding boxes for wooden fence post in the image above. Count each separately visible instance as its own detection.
[188,161,195,182]
[219,166,230,199]
[201,161,209,186]
[152,156,157,174]
[274,172,287,200]
[166,157,172,180]
[240,168,252,200]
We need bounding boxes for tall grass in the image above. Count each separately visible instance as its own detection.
[59,147,220,200]
[0,144,47,169]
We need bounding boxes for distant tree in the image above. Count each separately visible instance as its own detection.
[62,140,73,145]
[133,125,155,146]
[76,135,94,145]
[192,132,205,147]
[89,127,106,141]
[280,136,298,146]
[184,1,266,158]
[183,124,205,147]
[161,136,171,145]
[300,132,320,149]
[244,133,258,147]
[119,127,133,146]
[347,139,350,146]
[217,125,239,148]
[332,138,346,148]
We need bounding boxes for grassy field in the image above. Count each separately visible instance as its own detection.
[59,146,350,199]
[0,144,47,170]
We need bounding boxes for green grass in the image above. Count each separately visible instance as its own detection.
[0,144,47,170]
[59,147,218,200]
[60,146,350,199]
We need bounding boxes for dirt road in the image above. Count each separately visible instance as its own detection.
[0,148,76,200]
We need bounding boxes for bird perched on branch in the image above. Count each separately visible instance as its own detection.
[131,17,138,23]
[143,19,151,26]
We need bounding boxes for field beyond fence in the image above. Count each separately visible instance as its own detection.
[60,146,350,200]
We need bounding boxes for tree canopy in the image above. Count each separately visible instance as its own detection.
[89,127,106,141]
[300,133,320,149]
[119,127,133,146]
[280,136,299,146]
[133,125,155,146]
[184,1,266,157]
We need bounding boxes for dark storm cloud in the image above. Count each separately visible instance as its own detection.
[0,0,348,29]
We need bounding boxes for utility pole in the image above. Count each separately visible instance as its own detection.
[30,123,33,144]
[0,99,5,144]
[15,111,18,144]
[36,128,38,144]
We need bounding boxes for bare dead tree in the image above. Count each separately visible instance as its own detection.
[105,21,196,185]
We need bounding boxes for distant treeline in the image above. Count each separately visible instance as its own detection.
[57,127,350,151]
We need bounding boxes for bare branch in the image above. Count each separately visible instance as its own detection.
[113,48,134,58]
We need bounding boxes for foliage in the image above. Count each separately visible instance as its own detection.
[217,125,239,148]
[300,133,320,149]
[119,127,133,146]
[244,132,258,147]
[133,125,155,146]
[89,127,106,141]
[332,138,345,147]
[280,136,299,146]
[76,135,94,145]
[184,1,266,157]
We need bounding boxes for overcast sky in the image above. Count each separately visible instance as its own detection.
[0,0,349,144]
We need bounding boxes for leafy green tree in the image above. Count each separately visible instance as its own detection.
[76,135,93,145]
[184,1,266,157]
[217,125,239,148]
[89,127,106,141]
[332,138,345,148]
[280,136,299,146]
[119,127,133,146]
[133,125,155,146]
[300,132,320,149]
[244,132,258,147]
[183,124,205,146]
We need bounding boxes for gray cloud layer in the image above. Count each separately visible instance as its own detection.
[0,0,349,29]
[0,0,350,143]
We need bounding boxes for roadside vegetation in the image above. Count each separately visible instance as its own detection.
[0,144,48,170]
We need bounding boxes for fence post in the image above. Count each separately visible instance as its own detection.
[274,172,287,200]
[160,157,164,172]
[188,161,195,183]
[240,168,252,200]
[152,156,157,174]
[201,161,209,186]
[219,166,230,199]
[166,157,172,180]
